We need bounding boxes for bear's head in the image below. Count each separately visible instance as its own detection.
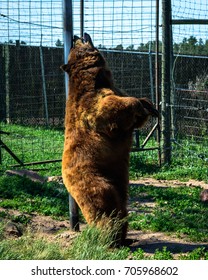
[61,33,114,89]
[61,33,106,75]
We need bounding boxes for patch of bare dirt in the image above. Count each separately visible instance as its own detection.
[127,230,208,259]
[130,178,208,189]
[2,206,207,258]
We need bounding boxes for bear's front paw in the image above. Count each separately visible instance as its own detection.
[139,98,159,117]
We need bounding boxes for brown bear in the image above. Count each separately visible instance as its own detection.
[61,33,158,245]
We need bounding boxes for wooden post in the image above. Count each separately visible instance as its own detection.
[161,0,172,164]
[63,0,80,231]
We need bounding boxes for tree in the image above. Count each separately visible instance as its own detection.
[55,39,63,47]
[187,36,197,46]
[97,44,107,50]
[173,36,208,55]
[126,44,134,51]
[114,44,123,50]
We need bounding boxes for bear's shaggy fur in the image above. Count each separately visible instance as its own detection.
[61,33,158,244]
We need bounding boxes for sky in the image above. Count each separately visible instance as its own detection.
[0,0,208,49]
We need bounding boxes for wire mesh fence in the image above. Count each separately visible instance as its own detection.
[0,0,207,174]
[171,0,208,163]
[0,0,63,46]
[0,0,65,173]
[0,0,159,173]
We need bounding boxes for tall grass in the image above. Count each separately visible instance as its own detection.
[1,222,207,260]
[67,224,129,260]
[0,232,67,260]
[0,222,129,260]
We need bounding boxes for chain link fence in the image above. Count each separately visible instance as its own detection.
[0,0,159,173]
[171,0,208,163]
[0,0,207,174]
[0,0,65,173]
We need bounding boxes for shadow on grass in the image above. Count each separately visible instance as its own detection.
[128,230,208,255]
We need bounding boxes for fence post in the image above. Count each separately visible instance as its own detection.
[63,0,73,97]
[80,0,84,37]
[4,44,10,123]
[148,43,154,103]
[63,0,80,231]
[39,45,49,126]
[170,22,176,140]
[69,195,80,231]
[155,0,161,166]
[161,0,172,164]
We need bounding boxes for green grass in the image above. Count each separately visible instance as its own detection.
[0,222,129,260]
[0,123,208,259]
[132,247,174,260]
[0,175,69,219]
[0,231,67,260]
[128,184,208,242]
[66,224,130,260]
[129,137,208,182]
[132,246,208,260]
[1,220,207,260]
[1,123,208,181]
[3,174,206,243]
[0,175,207,259]
[0,123,63,176]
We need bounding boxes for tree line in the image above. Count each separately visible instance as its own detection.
[98,36,208,56]
[3,36,208,56]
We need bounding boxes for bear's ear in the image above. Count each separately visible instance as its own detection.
[60,64,70,73]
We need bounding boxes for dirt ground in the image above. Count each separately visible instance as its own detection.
[2,176,208,258]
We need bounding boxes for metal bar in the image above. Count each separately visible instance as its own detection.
[171,19,208,25]
[39,46,49,126]
[169,7,176,140]
[0,140,24,166]
[63,0,73,96]
[155,0,161,166]
[148,43,154,103]
[4,45,10,123]
[69,195,80,231]
[134,130,140,148]
[63,0,80,232]
[80,0,84,37]
[155,0,159,112]
[161,0,172,164]
[11,158,61,167]
[131,147,160,152]
[141,123,159,148]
